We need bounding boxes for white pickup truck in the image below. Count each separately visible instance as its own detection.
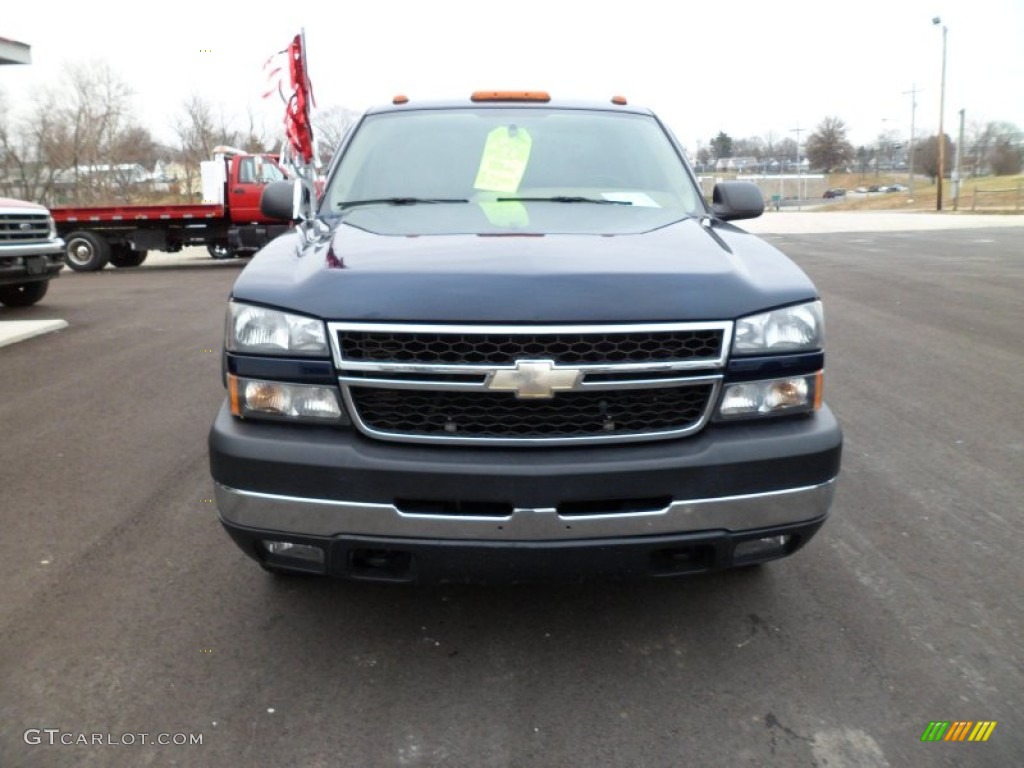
[0,197,65,306]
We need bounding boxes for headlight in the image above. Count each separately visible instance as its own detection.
[229,375,345,423]
[226,302,328,357]
[46,215,58,240]
[733,301,823,355]
[717,372,822,420]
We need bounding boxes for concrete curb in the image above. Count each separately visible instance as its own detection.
[0,319,69,349]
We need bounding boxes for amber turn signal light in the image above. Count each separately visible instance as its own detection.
[471,91,551,102]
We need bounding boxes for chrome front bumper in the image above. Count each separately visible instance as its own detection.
[215,478,836,541]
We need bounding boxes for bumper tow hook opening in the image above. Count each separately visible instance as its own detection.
[350,548,414,581]
[650,545,715,575]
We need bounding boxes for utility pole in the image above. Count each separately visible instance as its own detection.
[902,84,920,196]
[877,118,890,179]
[791,124,804,211]
[933,17,948,211]
[954,108,965,210]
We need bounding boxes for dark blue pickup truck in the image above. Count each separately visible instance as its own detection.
[208,93,842,583]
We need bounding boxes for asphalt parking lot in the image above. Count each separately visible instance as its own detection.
[1,219,1022,766]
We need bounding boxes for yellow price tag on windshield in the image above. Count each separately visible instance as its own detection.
[474,126,532,193]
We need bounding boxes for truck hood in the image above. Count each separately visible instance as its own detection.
[0,197,48,212]
[231,215,818,323]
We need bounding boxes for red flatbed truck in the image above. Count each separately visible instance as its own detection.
[50,149,292,271]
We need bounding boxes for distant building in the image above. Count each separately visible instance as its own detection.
[714,156,759,173]
[0,36,31,65]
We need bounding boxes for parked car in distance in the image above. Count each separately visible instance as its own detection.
[823,188,846,199]
[0,197,65,306]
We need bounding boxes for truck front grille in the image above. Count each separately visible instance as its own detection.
[349,384,715,440]
[0,212,52,245]
[329,322,731,446]
[339,328,725,365]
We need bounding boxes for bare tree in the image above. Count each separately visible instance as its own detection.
[775,137,798,165]
[980,122,1021,176]
[761,131,777,163]
[733,136,766,161]
[240,106,277,155]
[989,136,1022,176]
[694,141,713,168]
[875,127,903,174]
[918,134,954,181]
[805,117,854,173]
[965,121,996,176]
[109,125,158,166]
[174,95,218,162]
[313,105,359,167]
[0,89,29,198]
[0,63,151,205]
[50,61,136,203]
[172,94,244,198]
[105,125,159,203]
[855,145,875,177]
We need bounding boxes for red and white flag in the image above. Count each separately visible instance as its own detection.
[261,51,286,101]
[263,31,317,167]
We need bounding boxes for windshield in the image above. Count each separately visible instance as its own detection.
[322,107,704,235]
[240,156,287,184]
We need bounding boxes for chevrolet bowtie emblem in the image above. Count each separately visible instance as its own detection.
[487,360,582,399]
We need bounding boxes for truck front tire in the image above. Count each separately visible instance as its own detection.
[65,231,111,272]
[0,281,49,307]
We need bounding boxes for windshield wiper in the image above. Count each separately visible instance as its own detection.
[495,196,632,205]
[338,197,469,209]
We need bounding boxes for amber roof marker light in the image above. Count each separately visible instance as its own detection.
[392,94,409,105]
[611,95,628,105]
[471,91,551,102]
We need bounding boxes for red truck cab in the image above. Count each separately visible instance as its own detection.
[208,149,289,224]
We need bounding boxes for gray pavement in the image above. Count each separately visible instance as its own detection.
[1,224,1023,766]
[2,219,1024,765]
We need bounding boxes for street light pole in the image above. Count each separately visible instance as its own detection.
[933,17,947,211]
[954,108,965,210]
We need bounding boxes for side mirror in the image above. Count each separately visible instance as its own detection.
[711,181,765,221]
[260,181,298,220]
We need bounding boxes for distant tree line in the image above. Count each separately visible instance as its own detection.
[696,117,1021,179]
[0,62,359,207]
[2,62,1020,207]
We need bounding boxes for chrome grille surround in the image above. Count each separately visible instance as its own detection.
[329,322,732,446]
[0,210,52,245]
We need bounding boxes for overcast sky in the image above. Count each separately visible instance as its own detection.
[3,0,1022,153]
